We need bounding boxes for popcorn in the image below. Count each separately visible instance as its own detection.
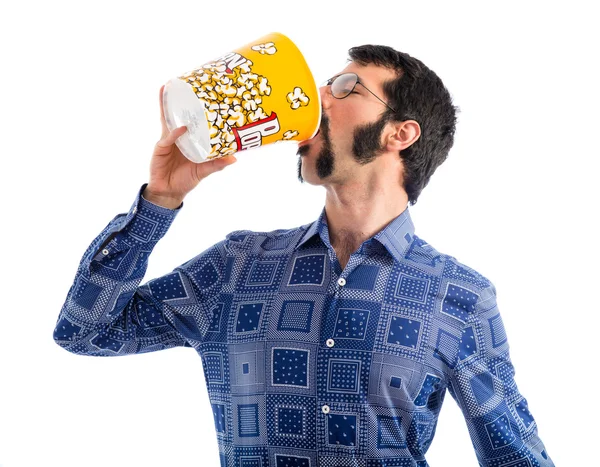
[282,130,299,140]
[257,76,271,96]
[202,61,228,74]
[227,108,246,128]
[248,108,267,122]
[199,73,212,85]
[215,83,237,98]
[286,87,310,110]
[176,43,285,159]
[251,42,277,55]
[172,34,316,160]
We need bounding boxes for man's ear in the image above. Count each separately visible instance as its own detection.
[385,120,421,152]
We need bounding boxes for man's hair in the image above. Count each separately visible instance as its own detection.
[349,45,459,206]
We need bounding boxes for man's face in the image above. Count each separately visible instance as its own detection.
[297,62,397,185]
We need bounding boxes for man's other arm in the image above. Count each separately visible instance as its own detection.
[447,283,555,466]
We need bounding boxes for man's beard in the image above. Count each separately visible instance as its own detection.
[296,136,334,181]
[297,113,389,183]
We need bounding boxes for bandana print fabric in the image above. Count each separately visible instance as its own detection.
[54,184,554,466]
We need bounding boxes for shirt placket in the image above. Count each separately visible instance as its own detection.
[316,247,365,441]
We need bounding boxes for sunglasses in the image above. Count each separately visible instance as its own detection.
[324,72,397,113]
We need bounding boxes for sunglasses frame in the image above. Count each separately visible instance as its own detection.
[325,72,397,113]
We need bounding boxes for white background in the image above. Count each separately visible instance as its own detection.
[1,1,598,465]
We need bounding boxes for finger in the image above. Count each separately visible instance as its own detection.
[213,155,238,171]
[155,125,187,151]
[159,85,169,137]
[195,155,237,179]
[220,155,238,168]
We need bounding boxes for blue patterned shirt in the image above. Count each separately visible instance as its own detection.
[54,183,554,466]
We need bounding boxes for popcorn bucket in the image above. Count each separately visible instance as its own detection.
[162,32,321,163]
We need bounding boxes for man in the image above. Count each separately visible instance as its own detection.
[54,45,554,466]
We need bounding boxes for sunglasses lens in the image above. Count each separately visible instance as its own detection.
[331,73,357,98]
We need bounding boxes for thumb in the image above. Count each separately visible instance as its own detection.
[156,125,188,150]
[216,155,238,170]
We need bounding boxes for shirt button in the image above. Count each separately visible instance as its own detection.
[322,405,330,414]
[133,207,137,214]
[326,338,335,347]
[102,249,109,256]
[337,277,346,286]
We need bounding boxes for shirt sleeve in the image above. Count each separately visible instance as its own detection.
[53,183,227,356]
[447,282,555,466]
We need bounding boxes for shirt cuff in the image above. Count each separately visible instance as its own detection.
[140,186,184,212]
[91,184,183,261]
[124,183,183,242]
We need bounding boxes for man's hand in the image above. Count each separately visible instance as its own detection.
[143,84,238,208]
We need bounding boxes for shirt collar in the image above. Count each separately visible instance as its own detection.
[294,205,416,263]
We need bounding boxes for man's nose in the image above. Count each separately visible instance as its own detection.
[319,84,333,110]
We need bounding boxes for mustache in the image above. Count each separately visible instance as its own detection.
[319,110,329,139]
[297,144,311,156]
